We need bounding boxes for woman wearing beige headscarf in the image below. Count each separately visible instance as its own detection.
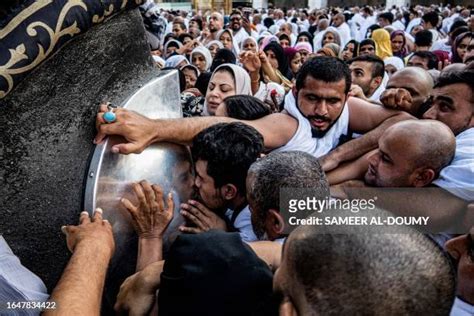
[371,29,393,60]
[203,63,251,116]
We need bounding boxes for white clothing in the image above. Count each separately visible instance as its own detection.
[451,297,474,316]
[431,38,451,53]
[406,17,421,34]
[272,92,350,158]
[336,22,351,47]
[225,206,258,242]
[433,128,474,201]
[368,72,388,102]
[313,30,325,52]
[392,20,406,31]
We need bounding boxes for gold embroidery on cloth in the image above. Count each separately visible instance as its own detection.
[0,0,88,98]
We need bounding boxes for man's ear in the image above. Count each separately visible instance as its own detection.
[412,168,436,187]
[370,76,383,92]
[265,209,285,239]
[220,184,238,200]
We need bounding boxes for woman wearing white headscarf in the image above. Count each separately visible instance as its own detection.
[240,37,259,53]
[384,56,405,78]
[216,29,240,57]
[205,40,224,59]
[163,39,182,59]
[190,46,212,73]
[164,55,189,68]
[314,27,342,52]
[202,63,251,116]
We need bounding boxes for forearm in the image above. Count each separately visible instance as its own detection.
[333,113,413,165]
[45,244,112,316]
[326,151,372,185]
[261,63,280,83]
[152,117,235,145]
[137,237,163,272]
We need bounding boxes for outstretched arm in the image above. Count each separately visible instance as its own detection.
[45,209,115,316]
[95,104,297,154]
[320,97,414,172]
[326,150,374,185]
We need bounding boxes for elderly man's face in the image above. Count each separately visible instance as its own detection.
[423,83,474,136]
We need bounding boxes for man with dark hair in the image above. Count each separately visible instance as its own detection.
[348,55,386,102]
[247,151,329,241]
[229,9,257,46]
[408,51,438,70]
[422,11,441,41]
[359,39,376,56]
[377,12,394,27]
[172,21,186,37]
[95,57,411,175]
[179,122,264,242]
[414,29,434,51]
[274,215,456,315]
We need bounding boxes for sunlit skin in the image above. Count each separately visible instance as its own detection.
[279,39,290,48]
[290,52,302,75]
[194,160,225,210]
[365,133,420,187]
[407,56,428,70]
[423,83,474,136]
[208,14,223,33]
[265,50,279,69]
[299,49,310,64]
[205,71,236,115]
[341,43,356,61]
[322,32,336,45]
[182,68,197,89]
[219,32,233,50]
[242,39,257,52]
[391,35,404,53]
[349,61,377,97]
[298,36,310,43]
[208,44,220,58]
[192,53,207,72]
[457,36,472,61]
[385,64,398,78]
[385,70,431,114]
[297,77,347,132]
[359,44,375,56]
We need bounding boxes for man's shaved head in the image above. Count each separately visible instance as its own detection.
[274,209,455,315]
[386,67,434,116]
[365,120,455,187]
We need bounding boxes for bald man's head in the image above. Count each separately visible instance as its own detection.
[386,67,434,116]
[208,12,223,33]
[318,18,329,30]
[332,13,345,27]
[365,120,455,187]
[273,209,455,315]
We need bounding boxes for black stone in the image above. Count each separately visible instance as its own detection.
[0,8,158,294]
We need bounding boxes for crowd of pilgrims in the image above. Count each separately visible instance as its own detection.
[2,1,474,315]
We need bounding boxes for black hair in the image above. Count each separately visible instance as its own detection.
[210,49,237,72]
[223,95,271,120]
[422,11,439,28]
[177,33,193,44]
[360,38,376,54]
[409,51,438,70]
[343,40,359,58]
[365,24,381,38]
[449,19,468,34]
[162,67,186,92]
[263,42,291,79]
[378,12,394,24]
[164,33,177,45]
[348,55,385,79]
[296,31,314,49]
[415,30,433,47]
[435,69,474,100]
[190,17,203,30]
[296,56,351,94]
[195,72,212,96]
[263,17,274,28]
[278,33,291,43]
[451,26,469,42]
[191,123,264,194]
[173,21,186,31]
